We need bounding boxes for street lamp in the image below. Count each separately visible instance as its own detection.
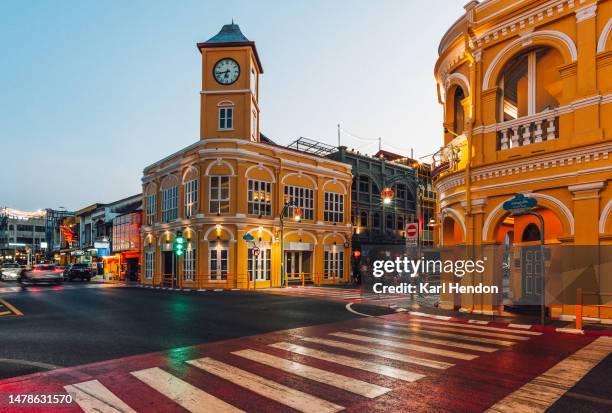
[280,201,300,287]
[380,187,394,205]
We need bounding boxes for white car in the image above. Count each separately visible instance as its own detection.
[1,263,22,281]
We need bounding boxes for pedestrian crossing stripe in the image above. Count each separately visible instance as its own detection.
[301,336,454,369]
[390,319,542,340]
[187,357,344,413]
[269,342,426,382]
[392,318,542,336]
[132,367,244,413]
[486,336,612,413]
[380,324,520,346]
[65,379,137,413]
[353,328,499,352]
[232,349,390,398]
[329,332,479,360]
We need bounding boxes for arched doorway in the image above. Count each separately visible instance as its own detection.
[442,216,463,246]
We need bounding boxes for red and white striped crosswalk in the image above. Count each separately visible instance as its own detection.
[1,313,610,412]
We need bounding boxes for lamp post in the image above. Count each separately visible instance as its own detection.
[280,201,300,287]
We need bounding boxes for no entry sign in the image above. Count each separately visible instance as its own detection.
[405,222,418,241]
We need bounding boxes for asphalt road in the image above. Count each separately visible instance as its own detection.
[0,282,392,379]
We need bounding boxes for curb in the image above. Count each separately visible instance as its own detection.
[136,284,246,293]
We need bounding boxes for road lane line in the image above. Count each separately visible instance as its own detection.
[187,357,344,413]
[0,298,23,316]
[486,337,612,413]
[330,332,477,361]
[232,349,390,398]
[380,325,518,346]
[0,311,11,316]
[65,379,137,413]
[270,342,425,382]
[300,337,453,369]
[353,328,498,353]
[391,318,542,336]
[131,367,243,413]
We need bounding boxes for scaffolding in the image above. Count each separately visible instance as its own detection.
[287,137,337,156]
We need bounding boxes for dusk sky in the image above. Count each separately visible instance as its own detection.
[1,0,462,211]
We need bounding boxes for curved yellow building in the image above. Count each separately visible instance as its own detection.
[140,24,352,289]
[433,0,612,320]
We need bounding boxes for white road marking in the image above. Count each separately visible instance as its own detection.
[393,318,542,336]
[381,325,521,346]
[508,323,533,329]
[486,337,612,413]
[232,349,390,398]
[330,332,477,360]
[187,357,344,413]
[345,302,373,317]
[131,367,243,413]
[270,342,425,382]
[65,379,136,413]
[301,337,453,369]
[468,320,489,325]
[353,328,498,353]
[392,321,531,340]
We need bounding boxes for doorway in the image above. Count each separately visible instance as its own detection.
[521,246,543,303]
[284,251,313,282]
[162,251,177,287]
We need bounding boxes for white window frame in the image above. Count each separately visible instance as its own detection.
[218,106,234,130]
[209,176,230,214]
[161,186,178,223]
[251,110,257,141]
[145,249,155,279]
[248,179,272,216]
[183,243,196,281]
[324,246,344,279]
[324,192,344,223]
[248,246,271,281]
[146,193,156,225]
[184,179,199,218]
[209,241,229,281]
[284,185,314,220]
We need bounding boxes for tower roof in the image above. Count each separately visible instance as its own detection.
[205,23,250,43]
[197,23,263,73]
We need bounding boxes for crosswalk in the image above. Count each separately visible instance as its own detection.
[51,315,580,413]
[258,286,407,305]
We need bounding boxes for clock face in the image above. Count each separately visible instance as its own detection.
[213,58,240,85]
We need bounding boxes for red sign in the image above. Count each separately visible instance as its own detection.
[405,223,418,240]
[252,247,260,256]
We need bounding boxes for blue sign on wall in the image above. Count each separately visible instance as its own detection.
[503,194,538,212]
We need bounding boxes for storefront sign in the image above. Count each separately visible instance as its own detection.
[503,194,537,212]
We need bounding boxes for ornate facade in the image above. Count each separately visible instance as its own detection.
[433,0,612,320]
[140,24,352,289]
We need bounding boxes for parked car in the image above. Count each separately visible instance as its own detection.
[63,263,92,282]
[0,263,22,281]
[19,264,64,285]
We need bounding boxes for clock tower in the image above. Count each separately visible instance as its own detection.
[197,23,263,142]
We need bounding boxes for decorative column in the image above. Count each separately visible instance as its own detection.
[569,181,605,244]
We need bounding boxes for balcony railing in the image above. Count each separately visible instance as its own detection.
[497,111,559,150]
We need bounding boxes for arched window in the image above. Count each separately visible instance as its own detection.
[183,167,199,219]
[497,47,562,121]
[453,87,465,135]
[522,223,541,242]
[160,175,179,223]
[360,211,368,227]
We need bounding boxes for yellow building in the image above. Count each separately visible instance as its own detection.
[140,24,352,289]
[433,0,612,320]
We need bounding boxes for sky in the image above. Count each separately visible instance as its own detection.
[1,0,463,211]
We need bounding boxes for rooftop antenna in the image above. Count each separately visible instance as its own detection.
[378,137,382,152]
[337,124,341,148]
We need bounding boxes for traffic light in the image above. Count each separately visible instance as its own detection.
[174,231,185,256]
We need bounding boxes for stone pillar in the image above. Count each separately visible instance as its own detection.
[235,225,248,288]
[569,181,605,244]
